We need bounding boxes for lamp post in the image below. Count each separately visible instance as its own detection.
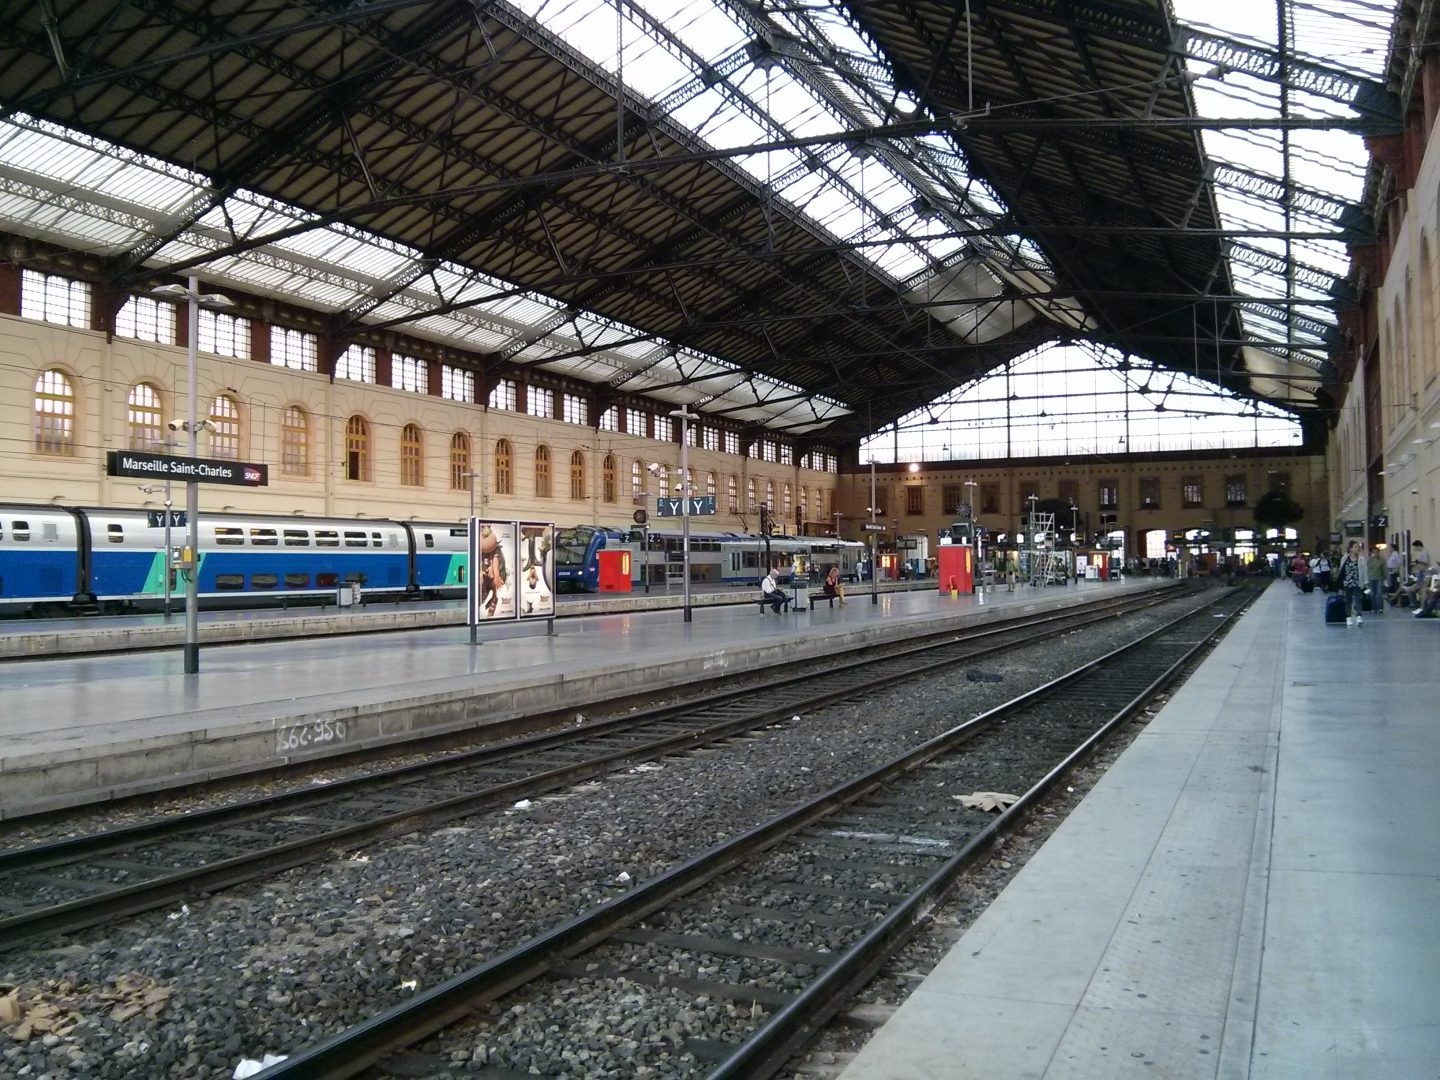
[464,470,480,645]
[869,459,879,605]
[671,407,697,622]
[153,277,233,674]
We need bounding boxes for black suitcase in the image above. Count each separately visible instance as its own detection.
[1360,591,1373,612]
[1300,576,1315,593]
[1324,594,1347,624]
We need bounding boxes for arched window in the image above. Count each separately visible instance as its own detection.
[535,444,551,498]
[495,438,512,495]
[281,406,310,476]
[782,483,792,519]
[209,394,240,460]
[570,450,585,500]
[727,475,737,513]
[766,480,775,509]
[632,460,643,498]
[654,464,669,497]
[400,423,424,487]
[33,369,76,455]
[603,453,617,503]
[747,477,757,511]
[706,472,716,498]
[450,432,471,491]
[345,415,370,481]
[127,383,163,450]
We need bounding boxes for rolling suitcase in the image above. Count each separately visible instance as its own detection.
[1300,576,1315,593]
[1324,594,1347,624]
[1360,591,1373,612]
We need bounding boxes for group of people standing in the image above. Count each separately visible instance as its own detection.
[1291,539,1437,624]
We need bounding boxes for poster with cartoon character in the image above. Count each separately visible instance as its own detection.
[473,521,517,621]
[517,522,555,619]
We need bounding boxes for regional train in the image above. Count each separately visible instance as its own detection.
[0,504,868,616]
[552,523,866,592]
[0,503,469,616]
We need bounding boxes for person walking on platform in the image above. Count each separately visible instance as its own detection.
[823,563,847,607]
[760,567,791,613]
[1313,551,1332,592]
[1338,541,1364,626]
[1365,546,1387,614]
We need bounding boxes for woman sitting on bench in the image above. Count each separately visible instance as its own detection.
[823,564,847,607]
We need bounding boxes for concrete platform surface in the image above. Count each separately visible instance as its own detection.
[0,577,1166,818]
[837,581,1440,1080]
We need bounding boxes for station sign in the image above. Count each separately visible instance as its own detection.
[146,510,187,528]
[107,450,268,487]
[860,522,887,533]
[655,495,716,517]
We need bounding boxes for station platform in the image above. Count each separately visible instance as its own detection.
[837,581,1440,1080]
[0,577,1168,820]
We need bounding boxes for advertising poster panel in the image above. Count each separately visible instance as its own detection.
[474,521,518,621]
[517,522,555,619]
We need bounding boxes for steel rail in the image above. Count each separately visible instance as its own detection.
[250,589,1249,1080]
[0,588,1183,950]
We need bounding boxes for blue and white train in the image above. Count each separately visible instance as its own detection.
[553,523,866,592]
[0,503,469,616]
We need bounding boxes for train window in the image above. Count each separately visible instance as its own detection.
[283,530,310,546]
[372,531,383,547]
[250,528,279,546]
[107,523,124,543]
[315,530,340,547]
[214,527,245,546]
[12,521,29,541]
[423,533,435,548]
[316,572,339,587]
[250,573,279,590]
[284,573,310,589]
[343,531,368,548]
[214,573,245,590]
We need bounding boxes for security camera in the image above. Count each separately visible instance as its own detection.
[1412,488,1420,496]
[167,419,184,431]
[646,462,664,477]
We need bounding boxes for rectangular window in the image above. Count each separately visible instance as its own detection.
[1225,475,1248,507]
[724,431,740,456]
[249,528,279,546]
[1182,477,1203,508]
[283,530,310,546]
[942,484,962,515]
[199,310,252,360]
[11,520,29,541]
[249,573,279,590]
[981,484,1000,514]
[214,574,245,591]
[106,523,124,544]
[626,407,647,437]
[343,531,369,548]
[761,440,778,463]
[1268,471,1290,493]
[285,573,311,589]
[315,530,340,547]
[270,327,318,372]
[1139,477,1160,509]
[527,386,554,419]
[906,486,923,515]
[599,405,619,432]
[489,378,516,411]
[214,527,245,546]
[442,365,474,402]
[392,354,428,393]
[334,344,376,383]
[1058,479,1079,506]
[20,269,90,328]
[563,393,587,424]
[779,444,793,465]
[703,427,719,452]
[1099,479,1119,510]
[653,416,673,442]
[116,297,175,344]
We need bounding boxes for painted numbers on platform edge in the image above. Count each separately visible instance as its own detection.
[276,718,348,754]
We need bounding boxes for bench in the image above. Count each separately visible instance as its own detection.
[809,589,841,608]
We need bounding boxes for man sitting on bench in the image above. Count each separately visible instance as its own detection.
[760,567,791,613]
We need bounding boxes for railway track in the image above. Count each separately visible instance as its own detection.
[253,586,1252,1080]
[0,588,1186,951]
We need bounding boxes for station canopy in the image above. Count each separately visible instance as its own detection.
[0,0,1400,442]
